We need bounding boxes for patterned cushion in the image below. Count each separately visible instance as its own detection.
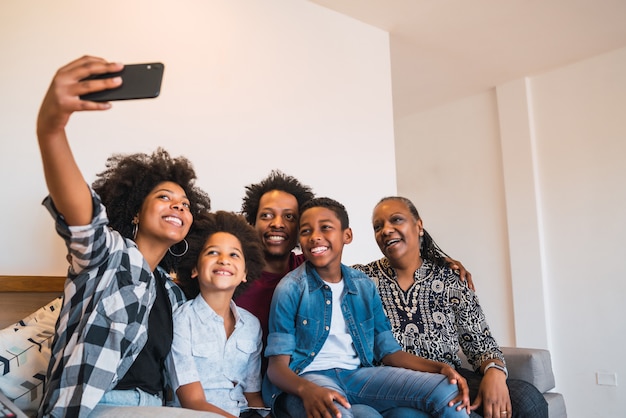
[0,297,61,416]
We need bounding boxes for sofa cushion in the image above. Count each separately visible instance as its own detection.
[501,346,556,393]
[89,406,224,417]
[0,296,61,416]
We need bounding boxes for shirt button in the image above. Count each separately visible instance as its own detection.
[326,300,331,305]
[325,326,330,331]
[310,352,316,356]
[302,319,308,325]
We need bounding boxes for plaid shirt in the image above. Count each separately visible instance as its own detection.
[38,189,186,418]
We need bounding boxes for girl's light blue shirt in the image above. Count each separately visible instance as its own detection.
[167,296,262,416]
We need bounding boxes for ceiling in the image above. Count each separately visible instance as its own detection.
[309,0,626,118]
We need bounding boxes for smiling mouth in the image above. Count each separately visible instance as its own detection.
[310,246,328,255]
[164,216,183,227]
[384,238,401,249]
[213,270,233,276]
[266,235,286,243]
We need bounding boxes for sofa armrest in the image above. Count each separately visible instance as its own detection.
[501,346,556,393]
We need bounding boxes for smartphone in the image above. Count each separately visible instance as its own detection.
[80,62,164,102]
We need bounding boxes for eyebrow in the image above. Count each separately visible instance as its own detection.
[205,244,243,254]
[153,188,189,200]
[300,218,337,227]
[260,207,296,212]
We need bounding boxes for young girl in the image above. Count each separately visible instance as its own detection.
[167,211,267,417]
[36,56,211,418]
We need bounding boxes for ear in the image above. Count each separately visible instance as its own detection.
[343,227,353,244]
[191,267,199,279]
[416,218,424,236]
[241,269,248,283]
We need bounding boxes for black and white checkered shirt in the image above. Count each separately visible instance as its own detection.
[38,189,186,418]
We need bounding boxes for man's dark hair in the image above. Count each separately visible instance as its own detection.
[241,170,314,225]
[92,148,211,272]
[176,211,265,300]
[300,197,350,229]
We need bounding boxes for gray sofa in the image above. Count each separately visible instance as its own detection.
[461,347,566,418]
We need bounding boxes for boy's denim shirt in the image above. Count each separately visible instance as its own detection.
[262,261,401,407]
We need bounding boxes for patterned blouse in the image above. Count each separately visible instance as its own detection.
[353,258,504,371]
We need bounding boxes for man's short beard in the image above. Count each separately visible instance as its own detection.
[264,248,292,261]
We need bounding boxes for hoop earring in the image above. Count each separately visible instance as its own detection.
[132,222,138,240]
[168,239,189,257]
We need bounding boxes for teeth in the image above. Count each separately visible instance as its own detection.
[311,246,328,254]
[386,239,400,247]
[267,235,285,242]
[164,216,182,226]
[214,270,232,276]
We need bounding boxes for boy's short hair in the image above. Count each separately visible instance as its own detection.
[176,211,265,299]
[300,197,349,229]
[241,170,314,225]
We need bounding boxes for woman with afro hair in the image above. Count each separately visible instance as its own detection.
[36,56,212,418]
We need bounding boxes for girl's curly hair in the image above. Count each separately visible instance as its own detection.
[92,148,211,272]
[241,170,314,225]
[176,211,265,300]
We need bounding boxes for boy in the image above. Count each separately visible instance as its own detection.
[167,211,270,417]
[263,197,471,418]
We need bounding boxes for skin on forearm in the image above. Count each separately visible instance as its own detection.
[382,350,448,374]
[244,391,266,408]
[38,132,92,226]
[266,355,314,397]
[37,56,122,226]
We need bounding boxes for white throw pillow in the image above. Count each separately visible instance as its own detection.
[0,297,61,416]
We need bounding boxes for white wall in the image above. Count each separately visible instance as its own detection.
[396,46,626,418]
[528,47,626,418]
[0,0,396,274]
[395,91,516,345]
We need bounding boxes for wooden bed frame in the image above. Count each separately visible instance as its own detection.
[0,276,64,328]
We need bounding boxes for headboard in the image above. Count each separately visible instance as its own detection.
[0,275,64,293]
[0,276,64,328]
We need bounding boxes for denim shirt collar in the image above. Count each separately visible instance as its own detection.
[304,261,359,295]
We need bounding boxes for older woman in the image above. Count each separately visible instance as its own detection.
[353,197,547,418]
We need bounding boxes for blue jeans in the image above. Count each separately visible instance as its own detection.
[383,408,432,418]
[274,367,466,418]
[89,388,164,418]
[274,396,383,417]
[97,388,163,406]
